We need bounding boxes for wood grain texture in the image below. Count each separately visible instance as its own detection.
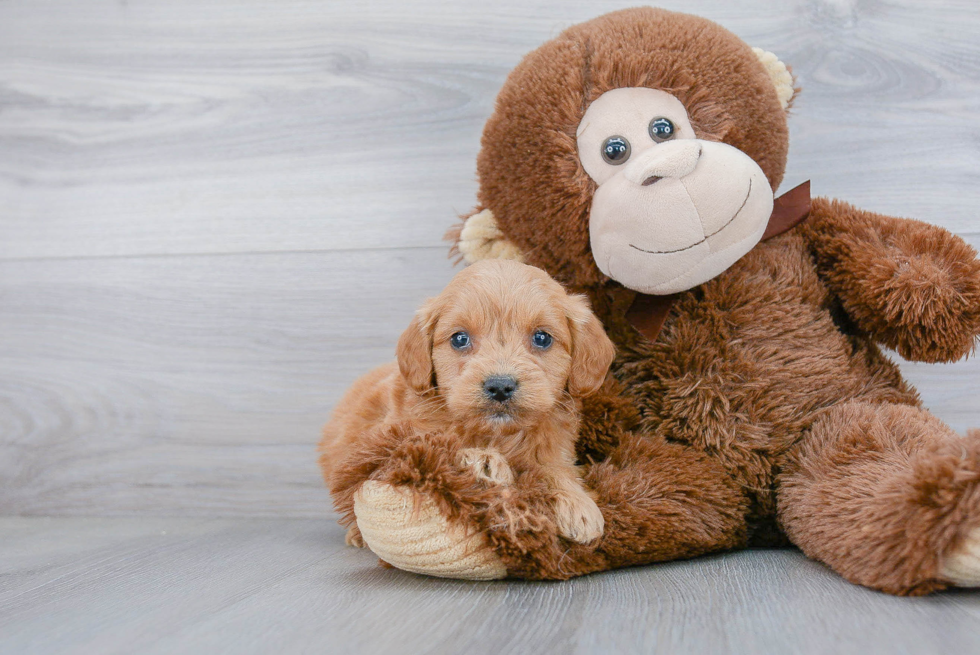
[0,517,978,654]
[0,0,978,522]
[1,0,978,260]
[0,248,456,516]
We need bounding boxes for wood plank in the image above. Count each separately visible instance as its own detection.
[0,241,977,518]
[1,517,979,655]
[1,0,978,260]
[0,247,458,517]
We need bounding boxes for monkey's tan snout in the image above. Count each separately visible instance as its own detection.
[622,139,703,186]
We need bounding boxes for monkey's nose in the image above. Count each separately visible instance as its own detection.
[622,140,702,186]
[483,375,518,402]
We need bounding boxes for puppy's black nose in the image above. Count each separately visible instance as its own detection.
[483,375,518,402]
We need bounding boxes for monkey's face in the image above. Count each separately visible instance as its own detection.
[577,88,774,295]
[470,9,794,293]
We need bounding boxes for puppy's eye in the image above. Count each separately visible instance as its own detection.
[648,117,676,142]
[450,331,471,350]
[531,330,553,350]
[601,136,631,165]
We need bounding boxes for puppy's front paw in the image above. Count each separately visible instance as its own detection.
[458,448,514,485]
[554,491,604,544]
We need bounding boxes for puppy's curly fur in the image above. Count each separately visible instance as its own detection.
[320,259,616,545]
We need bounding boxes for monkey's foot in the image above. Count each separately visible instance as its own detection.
[353,480,507,580]
[942,526,980,586]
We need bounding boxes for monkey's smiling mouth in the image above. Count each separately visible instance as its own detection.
[628,178,753,256]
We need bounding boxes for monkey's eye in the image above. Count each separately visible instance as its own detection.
[450,331,471,350]
[531,330,553,350]
[649,117,676,142]
[601,136,631,165]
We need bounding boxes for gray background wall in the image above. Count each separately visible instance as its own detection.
[2,0,979,519]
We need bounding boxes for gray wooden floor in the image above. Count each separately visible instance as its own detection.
[1,0,979,652]
[3,516,980,655]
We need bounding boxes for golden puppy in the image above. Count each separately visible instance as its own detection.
[320,259,615,545]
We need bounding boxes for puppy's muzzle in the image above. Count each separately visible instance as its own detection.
[483,375,518,403]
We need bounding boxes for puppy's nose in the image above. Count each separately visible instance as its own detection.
[483,375,518,402]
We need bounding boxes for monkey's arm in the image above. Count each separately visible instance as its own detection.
[328,401,750,581]
[801,197,980,363]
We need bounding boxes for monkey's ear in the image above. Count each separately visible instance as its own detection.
[565,294,616,398]
[752,47,798,111]
[446,208,525,266]
[396,303,437,394]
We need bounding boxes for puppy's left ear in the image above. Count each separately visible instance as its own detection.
[397,301,437,394]
[565,295,616,397]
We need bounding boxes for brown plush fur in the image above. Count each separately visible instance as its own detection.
[474,8,789,289]
[328,393,750,580]
[331,8,980,594]
[780,404,980,595]
[321,259,616,545]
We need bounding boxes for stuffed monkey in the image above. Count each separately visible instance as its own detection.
[330,8,980,595]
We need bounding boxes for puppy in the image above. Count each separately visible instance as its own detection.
[320,259,616,545]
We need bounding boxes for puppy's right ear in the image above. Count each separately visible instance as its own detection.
[396,303,436,394]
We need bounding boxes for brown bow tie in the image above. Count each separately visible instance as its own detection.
[625,180,811,342]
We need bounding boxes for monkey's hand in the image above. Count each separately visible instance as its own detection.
[803,197,980,363]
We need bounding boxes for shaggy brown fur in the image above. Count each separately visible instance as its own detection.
[321,259,616,545]
[330,8,980,594]
[475,8,790,289]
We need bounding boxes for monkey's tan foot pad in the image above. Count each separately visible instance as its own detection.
[353,480,507,580]
[943,525,980,587]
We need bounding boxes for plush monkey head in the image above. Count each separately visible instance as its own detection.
[455,8,796,294]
